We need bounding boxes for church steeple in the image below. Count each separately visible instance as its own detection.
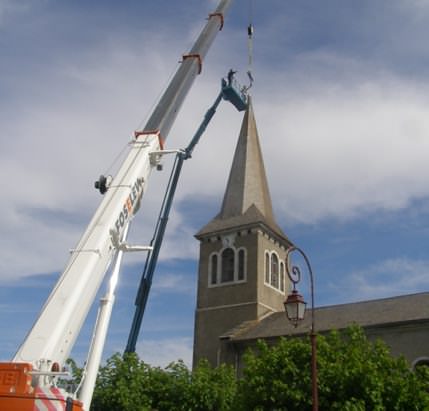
[193,98,292,368]
[197,98,287,240]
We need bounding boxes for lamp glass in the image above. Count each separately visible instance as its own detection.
[284,290,307,323]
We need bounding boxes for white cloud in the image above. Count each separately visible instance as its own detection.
[331,257,429,302]
[4,55,429,280]
[257,76,429,223]
[136,337,193,368]
[166,70,429,229]
[2,1,429,286]
[0,31,185,281]
[152,272,195,295]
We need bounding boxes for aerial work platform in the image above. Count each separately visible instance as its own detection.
[221,70,249,111]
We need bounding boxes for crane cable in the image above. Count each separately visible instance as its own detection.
[246,0,254,89]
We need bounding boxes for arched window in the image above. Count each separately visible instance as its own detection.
[238,249,246,281]
[271,253,279,288]
[208,245,247,287]
[210,254,218,285]
[264,251,286,294]
[280,261,285,292]
[221,248,235,283]
[265,252,270,283]
[412,357,429,371]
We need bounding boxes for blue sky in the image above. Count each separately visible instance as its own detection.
[1,0,429,368]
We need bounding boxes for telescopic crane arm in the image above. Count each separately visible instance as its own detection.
[126,74,248,354]
[0,1,233,410]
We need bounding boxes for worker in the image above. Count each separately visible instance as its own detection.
[227,69,237,85]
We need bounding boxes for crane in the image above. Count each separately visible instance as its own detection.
[0,1,233,410]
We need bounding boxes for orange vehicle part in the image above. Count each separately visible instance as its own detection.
[0,362,83,411]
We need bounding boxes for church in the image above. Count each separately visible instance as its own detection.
[192,98,429,371]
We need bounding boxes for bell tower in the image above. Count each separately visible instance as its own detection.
[193,99,292,367]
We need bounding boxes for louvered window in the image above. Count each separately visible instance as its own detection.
[221,248,235,283]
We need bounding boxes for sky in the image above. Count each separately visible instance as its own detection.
[1,0,429,369]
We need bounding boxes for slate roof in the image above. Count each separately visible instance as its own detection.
[196,98,288,241]
[227,292,429,342]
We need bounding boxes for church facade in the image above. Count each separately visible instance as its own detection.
[192,99,429,371]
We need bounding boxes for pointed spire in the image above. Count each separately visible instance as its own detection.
[219,98,275,220]
[197,98,287,239]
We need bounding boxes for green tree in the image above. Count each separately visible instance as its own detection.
[235,326,429,411]
[91,352,152,411]
[186,359,237,411]
[318,326,429,410]
[145,360,191,411]
[79,326,429,410]
[234,334,312,410]
[89,354,236,411]
[146,359,236,411]
[58,358,84,394]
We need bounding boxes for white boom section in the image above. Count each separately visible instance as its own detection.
[13,134,161,368]
[78,224,129,410]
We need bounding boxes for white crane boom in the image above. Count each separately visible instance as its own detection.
[0,1,233,410]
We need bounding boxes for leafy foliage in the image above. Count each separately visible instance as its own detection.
[234,335,313,410]
[236,326,429,411]
[91,353,151,411]
[58,358,84,394]
[317,327,429,411]
[66,326,428,410]
[186,359,237,411]
[89,354,236,411]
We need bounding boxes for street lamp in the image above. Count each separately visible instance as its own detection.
[284,246,318,411]
[284,288,306,327]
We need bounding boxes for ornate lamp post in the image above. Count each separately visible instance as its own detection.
[283,246,318,411]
